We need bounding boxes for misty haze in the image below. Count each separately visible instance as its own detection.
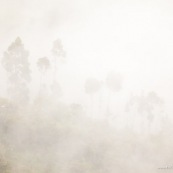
[0,0,173,172]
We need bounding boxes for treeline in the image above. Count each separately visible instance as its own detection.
[0,37,171,173]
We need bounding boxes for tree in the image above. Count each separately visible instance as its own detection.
[84,77,101,116]
[51,39,66,82]
[37,57,50,74]
[125,91,164,134]
[2,37,31,105]
[105,72,123,115]
[51,39,66,99]
[37,57,50,90]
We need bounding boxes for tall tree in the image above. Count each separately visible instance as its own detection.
[37,56,50,91]
[51,39,65,98]
[85,77,101,116]
[2,37,31,105]
[51,39,66,82]
[105,72,123,115]
[125,91,164,133]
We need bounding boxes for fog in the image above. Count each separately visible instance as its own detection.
[0,0,173,172]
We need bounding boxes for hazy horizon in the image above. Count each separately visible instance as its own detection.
[0,0,173,172]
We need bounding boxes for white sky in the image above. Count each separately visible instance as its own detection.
[1,0,173,113]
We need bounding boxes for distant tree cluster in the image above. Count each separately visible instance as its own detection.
[1,37,66,106]
[0,37,170,173]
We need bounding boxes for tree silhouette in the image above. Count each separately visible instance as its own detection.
[105,72,123,116]
[2,37,31,105]
[126,91,164,133]
[50,39,65,100]
[51,39,66,82]
[85,77,101,116]
[37,56,50,91]
[37,57,50,74]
